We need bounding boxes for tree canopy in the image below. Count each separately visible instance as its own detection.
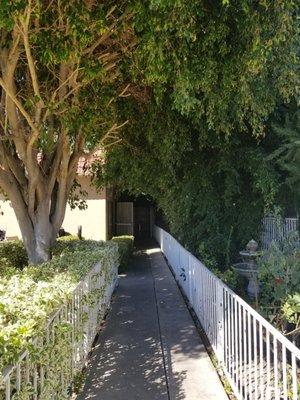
[97,0,299,265]
[132,0,299,135]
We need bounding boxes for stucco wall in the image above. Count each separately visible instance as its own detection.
[0,176,109,240]
[0,200,22,238]
[62,198,107,240]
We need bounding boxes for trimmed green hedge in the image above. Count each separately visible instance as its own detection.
[51,235,106,257]
[111,236,134,272]
[0,240,119,373]
[0,236,107,278]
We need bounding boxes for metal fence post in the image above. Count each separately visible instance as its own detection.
[216,282,225,364]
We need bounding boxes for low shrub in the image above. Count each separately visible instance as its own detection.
[111,236,134,272]
[258,232,300,339]
[0,240,28,271]
[0,240,119,373]
[212,267,245,295]
[51,235,105,256]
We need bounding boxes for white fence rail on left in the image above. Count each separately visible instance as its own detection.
[1,261,118,400]
[154,225,300,400]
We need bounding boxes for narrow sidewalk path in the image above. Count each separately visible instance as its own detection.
[77,245,228,400]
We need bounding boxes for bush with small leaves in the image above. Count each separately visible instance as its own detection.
[111,236,134,272]
[258,232,300,340]
[0,239,119,394]
[0,240,28,272]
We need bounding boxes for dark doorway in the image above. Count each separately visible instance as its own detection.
[134,206,151,239]
[115,193,155,243]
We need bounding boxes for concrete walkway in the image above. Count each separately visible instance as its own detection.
[77,245,228,400]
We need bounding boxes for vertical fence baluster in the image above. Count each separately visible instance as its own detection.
[243,308,248,400]
[292,354,298,400]
[266,331,271,399]
[253,319,258,400]
[259,322,263,399]
[209,275,213,342]
[282,346,287,400]
[224,290,228,371]
[202,269,206,331]
[216,283,224,363]
[210,274,213,340]
[16,363,21,393]
[274,338,279,400]
[238,302,243,396]
[203,268,206,329]
[40,339,44,394]
[234,297,238,387]
[229,294,234,378]
[248,312,253,400]
[5,378,10,400]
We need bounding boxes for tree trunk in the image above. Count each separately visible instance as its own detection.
[26,234,51,264]
[10,190,67,265]
[0,145,79,264]
[27,223,54,264]
[16,210,54,264]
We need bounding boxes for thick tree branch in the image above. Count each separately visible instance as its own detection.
[0,77,39,137]
[0,167,36,256]
[0,28,28,161]
[47,139,64,196]
[20,5,44,123]
[43,67,81,123]
[83,29,114,56]
[0,141,27,189]
[83,11,133,56]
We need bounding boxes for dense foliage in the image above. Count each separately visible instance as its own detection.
[0,240,28,271]
[269,104,300,213]
[96,0,299,268]
[97,99,281,266]
[132,0,299,135]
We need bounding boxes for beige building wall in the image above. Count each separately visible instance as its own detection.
[62,199,107,240]
[0,199,22,238]
[0,176,110,241]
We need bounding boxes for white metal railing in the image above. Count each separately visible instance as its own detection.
[1,260,118,399]
[262,216,298,250]
[154,225,300,400]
